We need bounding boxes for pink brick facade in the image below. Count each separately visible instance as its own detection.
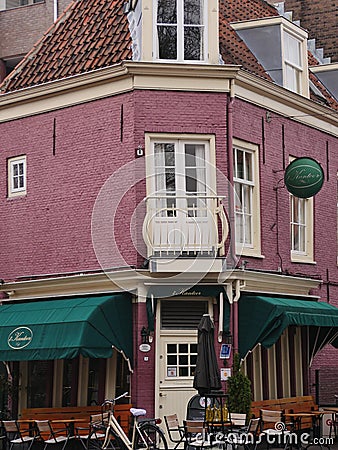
[1,90,337,284]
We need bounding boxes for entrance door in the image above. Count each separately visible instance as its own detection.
[157,334,198,425]
[147,138,217,255]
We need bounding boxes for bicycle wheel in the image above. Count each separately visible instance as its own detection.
[136,423,168,450]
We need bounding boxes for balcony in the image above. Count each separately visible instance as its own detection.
[143,195,228,272]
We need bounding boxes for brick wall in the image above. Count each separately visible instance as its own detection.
[283,0,338,63]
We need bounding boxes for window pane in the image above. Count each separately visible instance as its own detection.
[184,27,203,60]
[185,144,205,167]
[167,344,176,353]
[190,343,197,353]
[236,150,244,179]
[186,169,197,192]
[157,0,177,23]
[245,152,253,182]
[165,170,176,191]
[179,367,188,376]
[179,344,188,353]
[184,0,203,25]
[284,32,301,66]
[179,355,188,365]
[158,26,177,59]
[167,355,177,365]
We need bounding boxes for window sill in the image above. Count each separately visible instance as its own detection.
[291,254,316,264]
[236,246,264,259]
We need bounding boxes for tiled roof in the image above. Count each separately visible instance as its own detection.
[1,0,132,93]
[0,0,337,112]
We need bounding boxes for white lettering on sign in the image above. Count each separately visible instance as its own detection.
[8,327,33,349]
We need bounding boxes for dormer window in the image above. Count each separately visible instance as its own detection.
[155,0,206,62]
[231,17,309,97]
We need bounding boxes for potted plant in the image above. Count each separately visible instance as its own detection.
[227,353,252,419]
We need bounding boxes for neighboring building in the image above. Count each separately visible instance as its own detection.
[0,0,338,424]
[282,0,338,63]
[0,0,70,82]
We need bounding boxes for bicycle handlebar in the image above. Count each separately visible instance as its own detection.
[102,391,129,407]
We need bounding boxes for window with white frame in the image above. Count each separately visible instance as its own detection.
[155,0,206,61]
[233,140,261,257]
[8,155,26,197]
[283,31,303,94]
[290,194,314,262]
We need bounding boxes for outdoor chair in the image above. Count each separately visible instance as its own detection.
[2,420,35,450]
[76,412,110,450]
[35,420,74,450]
[183,420,214,450]
[164,414,186,449]
[260,410,291,450]
[329,412,338,440]
[227,417,261,450]
[229,413,247,432]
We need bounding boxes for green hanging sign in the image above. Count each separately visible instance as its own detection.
[284,157,324,198]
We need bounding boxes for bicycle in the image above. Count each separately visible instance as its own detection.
[100,392,168,450]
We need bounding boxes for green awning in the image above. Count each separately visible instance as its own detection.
[0,294,132,363]
[239,295,338,361]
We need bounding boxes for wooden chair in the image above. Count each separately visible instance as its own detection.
[35,420,74,450]
[2,420,35,450]
[230,413,247,431]
[260,410,291,450]
[228,417,261,450]
[164,414,186,449]
[76,412,110,450]
[183,420,213,450]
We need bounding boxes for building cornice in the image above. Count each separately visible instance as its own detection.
[0,268,321,301]
[236,70,338,135]
[0,61,337,136]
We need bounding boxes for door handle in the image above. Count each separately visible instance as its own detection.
[159,393,167,397]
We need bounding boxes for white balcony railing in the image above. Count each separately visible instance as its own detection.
[143,195,229,257]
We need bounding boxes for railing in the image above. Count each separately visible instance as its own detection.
[143,195,228,257]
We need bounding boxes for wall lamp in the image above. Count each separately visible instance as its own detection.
[141,326,154,344]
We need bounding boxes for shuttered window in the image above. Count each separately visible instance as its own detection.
[161,300,208,329]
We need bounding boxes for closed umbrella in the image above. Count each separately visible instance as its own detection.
[193,314,222,396]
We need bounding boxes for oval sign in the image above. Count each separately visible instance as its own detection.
[139,343,151,353]
[284,157,324,198]
[8,327,33,349]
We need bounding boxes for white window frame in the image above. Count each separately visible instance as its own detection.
[8,155,27,197]
[290,194,314,263]
[153,0,208,63]
[282,29,304,94]
[233,139,262,257]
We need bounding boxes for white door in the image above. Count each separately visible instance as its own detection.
[147,139,218,255]
[157,334,198,426]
